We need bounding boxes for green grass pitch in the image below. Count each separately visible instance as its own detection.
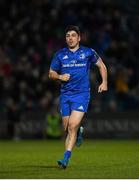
[0,139,139,179]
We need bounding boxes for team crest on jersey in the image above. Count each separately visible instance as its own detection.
[79,53,85,59]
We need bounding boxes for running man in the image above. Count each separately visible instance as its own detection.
[49,25,108,169]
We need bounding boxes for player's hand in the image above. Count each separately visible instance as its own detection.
[59,74,70,81]
[98,82,108,93]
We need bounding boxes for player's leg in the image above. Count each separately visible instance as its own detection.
[62,116,70,149]
[57,93,89,168]
[62,116,83,149]
[57,110,84,169]
[76,126,84,147]
[66,110,85,151]
[57,95,71,168]
[62,116,69,132]
[71,92,90,147]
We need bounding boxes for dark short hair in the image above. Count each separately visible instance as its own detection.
[65,25,80,35]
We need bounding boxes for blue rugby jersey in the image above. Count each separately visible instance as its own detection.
[50,45,100,94]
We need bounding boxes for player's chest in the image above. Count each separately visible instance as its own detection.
[60,52,88,68]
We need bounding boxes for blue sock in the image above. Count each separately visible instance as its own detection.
[64,150,71,160]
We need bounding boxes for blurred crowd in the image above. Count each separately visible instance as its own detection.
[0,0,139,118]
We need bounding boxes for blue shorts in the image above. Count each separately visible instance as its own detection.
[60,92,90,117]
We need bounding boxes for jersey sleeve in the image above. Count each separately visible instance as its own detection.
[90,49,100,64]
[50,53,61,72]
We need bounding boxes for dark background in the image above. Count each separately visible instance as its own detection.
[0,0,139,139]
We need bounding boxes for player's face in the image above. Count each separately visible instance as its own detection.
[66,30,80,49]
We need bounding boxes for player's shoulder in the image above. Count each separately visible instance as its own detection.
[80,45,90,51]
[55,47,67,55]
[55,47,67,60]
[80,45,94,55]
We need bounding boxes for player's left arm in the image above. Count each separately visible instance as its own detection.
[95,58,108,93]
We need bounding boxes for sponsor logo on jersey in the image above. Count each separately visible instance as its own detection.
[63,55,68,59]
[62,63,86,67]
[78,105,84,110]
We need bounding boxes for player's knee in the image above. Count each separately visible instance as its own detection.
[68,123,78,133]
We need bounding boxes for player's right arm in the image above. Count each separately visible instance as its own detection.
[49,51,70,81]
[49,69,70,82]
